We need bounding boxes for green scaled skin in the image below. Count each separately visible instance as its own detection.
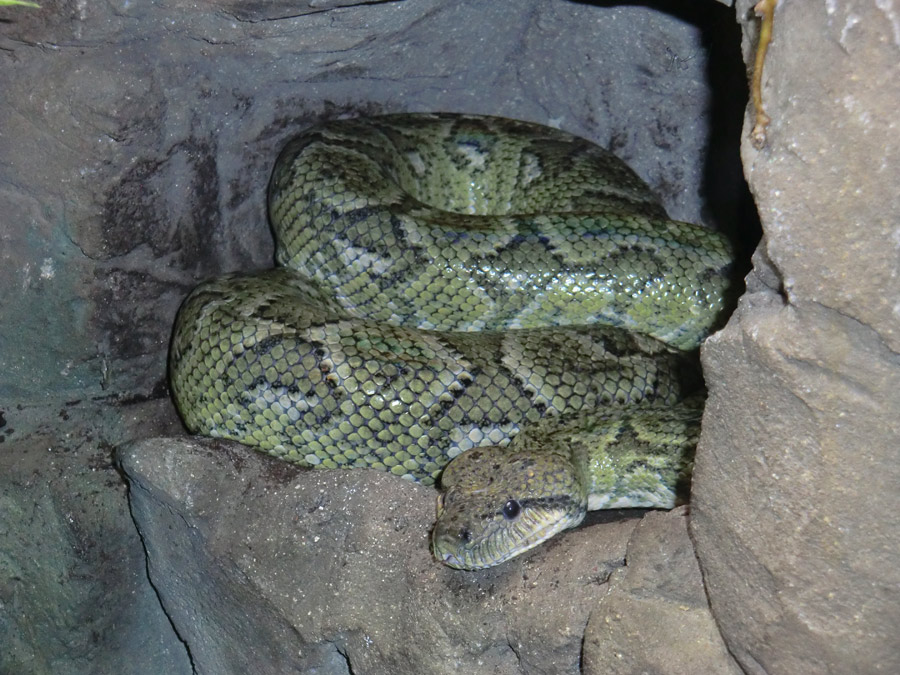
[268,115,733,350]
[169,113,734,569]
[170,269,702,484]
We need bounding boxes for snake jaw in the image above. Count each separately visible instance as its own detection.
[433,492,587,570]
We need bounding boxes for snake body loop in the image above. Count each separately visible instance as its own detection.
[170,113,734,569]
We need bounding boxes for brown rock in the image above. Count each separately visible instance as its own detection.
[691,4,900,672]
[583,508,740,675]
[120,436,640,674]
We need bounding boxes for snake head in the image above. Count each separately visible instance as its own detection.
[431,444,588,570]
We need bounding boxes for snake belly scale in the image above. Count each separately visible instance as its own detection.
[169,113,734,569]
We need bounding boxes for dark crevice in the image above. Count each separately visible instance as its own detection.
[122,478,197,674]
[328,639,356,675]
[578,0,762,279]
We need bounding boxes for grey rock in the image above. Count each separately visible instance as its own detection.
[0,0,740,405]
[694,283,900,673]
[0,401,190,675]
[583,508,741,675]
[691,2,900,673]
[736,0,900,351]
[220,0,405,22]
[120,436,640,675]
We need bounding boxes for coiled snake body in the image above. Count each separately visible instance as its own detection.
[170,114,733,570]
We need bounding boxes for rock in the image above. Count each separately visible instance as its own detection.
[0,401,190,675]
[222,0,404,22]
[690,3,900,673]
[120,436,641,675]
[583,508,740,675]
[736,1,900,353]
[694,281,900,673]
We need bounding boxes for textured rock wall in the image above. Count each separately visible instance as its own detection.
[691,2,900,673]
[121,437,646,675]
[0,0,741,407]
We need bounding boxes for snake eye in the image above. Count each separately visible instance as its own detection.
[458,527,472,543]
[502,499,521,520]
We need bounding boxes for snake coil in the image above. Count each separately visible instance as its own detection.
[170,113,733,569]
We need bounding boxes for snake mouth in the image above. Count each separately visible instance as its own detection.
[433,509,583,571]
[438,550,467,569]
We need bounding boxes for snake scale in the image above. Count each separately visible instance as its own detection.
[170,113,734,570]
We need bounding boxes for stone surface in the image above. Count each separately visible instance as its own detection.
[694,268,900,674]
[120,436,642,675]
[738,0,900,353]
[583,508,741,675]
[0,400,190,675]
[691,2,900,673]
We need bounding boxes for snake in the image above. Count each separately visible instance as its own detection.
[169,113,734,570]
